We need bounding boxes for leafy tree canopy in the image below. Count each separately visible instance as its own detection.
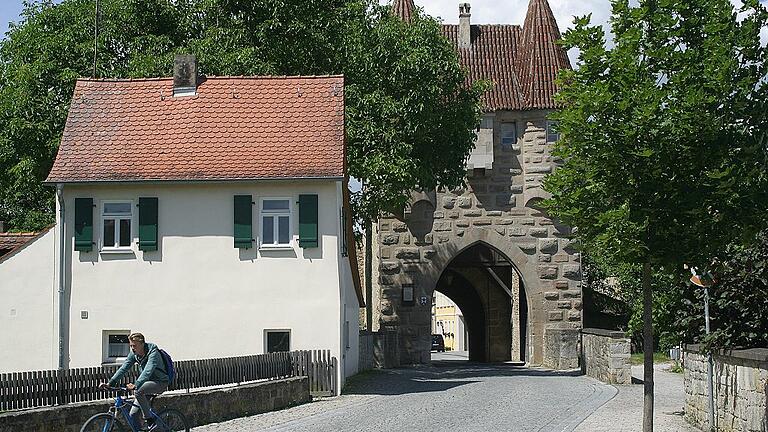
[544,0,768,271]
[0,0,484,230]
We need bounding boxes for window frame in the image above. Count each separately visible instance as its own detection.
[546,120,560,143]
[259,197,293,249]
[102,330,131,364]
[100,200,134,253]
[264,329,291,353]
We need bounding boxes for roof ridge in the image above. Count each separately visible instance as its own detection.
[77,75,344,83]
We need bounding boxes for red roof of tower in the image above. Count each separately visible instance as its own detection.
[392,0,571,111]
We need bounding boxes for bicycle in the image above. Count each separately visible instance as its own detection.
[80,386,189,432]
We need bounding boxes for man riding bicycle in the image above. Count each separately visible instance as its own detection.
[100,333,169,430]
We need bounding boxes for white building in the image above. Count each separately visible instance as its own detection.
[0,58,363,388]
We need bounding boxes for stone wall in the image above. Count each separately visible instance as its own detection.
[371,110,582,367]
[358,330,401,371]
[684,346,768,432]
[581,328,631,384]
[0,377,309,432]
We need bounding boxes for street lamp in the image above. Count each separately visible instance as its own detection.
[686,264,716,432]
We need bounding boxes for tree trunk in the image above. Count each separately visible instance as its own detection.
[642,260,654,432]
[365,218,373,332]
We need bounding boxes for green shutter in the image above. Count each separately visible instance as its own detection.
[138,197,158,252]
[234,195,253,249]
[299,194,318,248]
[74,198,93,252]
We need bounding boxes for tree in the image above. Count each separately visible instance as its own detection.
[543,0,768,430]
[0,0,484,230]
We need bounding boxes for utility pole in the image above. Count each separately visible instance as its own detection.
[92,0,99,78]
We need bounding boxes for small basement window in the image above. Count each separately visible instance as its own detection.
[103,331,131,363]
[265,330,290,353]
[101,201,133,251]
[261,199,291,247]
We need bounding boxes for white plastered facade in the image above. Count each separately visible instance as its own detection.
[1,180,360,388]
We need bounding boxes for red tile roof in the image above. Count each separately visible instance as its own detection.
[516,0,572,109]
[442,24,528,111]
[393,0,571,111]
[0,227,52,261]
[391,0,415,23]
[46,76,345,183]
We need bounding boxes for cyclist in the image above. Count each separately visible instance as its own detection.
[99,332,169,430]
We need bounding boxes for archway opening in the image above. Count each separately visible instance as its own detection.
[432,242,528,363]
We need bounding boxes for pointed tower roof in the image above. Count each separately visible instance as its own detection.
[391,0,416,23]
[516,0,571,109]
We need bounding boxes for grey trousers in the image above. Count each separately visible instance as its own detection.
[130,380,168,429]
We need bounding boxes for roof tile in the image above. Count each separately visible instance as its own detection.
[46,76,345,183]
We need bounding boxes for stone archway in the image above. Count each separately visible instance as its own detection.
[419,230,545,364]
[372,190,583,369]
[433,241,531,363]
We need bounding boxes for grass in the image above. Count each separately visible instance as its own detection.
[630,352,673,365]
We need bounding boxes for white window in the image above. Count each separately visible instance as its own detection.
[265,330,290,353]
[260,198,291,247]
[103,331,130,364]
[101,201,133,251]
[500,122,517,150]
[547,120,560,143]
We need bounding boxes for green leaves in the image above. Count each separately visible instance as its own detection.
[0,0,482,230]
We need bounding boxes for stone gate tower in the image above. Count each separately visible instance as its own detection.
[370,0,581,368]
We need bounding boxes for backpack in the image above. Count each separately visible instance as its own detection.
[159,349,175,383]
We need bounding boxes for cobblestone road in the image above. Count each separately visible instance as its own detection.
[196,352,616,432]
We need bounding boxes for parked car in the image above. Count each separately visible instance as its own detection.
[432,334,445,352]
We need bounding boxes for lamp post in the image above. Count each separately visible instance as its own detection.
[688,266,716,432]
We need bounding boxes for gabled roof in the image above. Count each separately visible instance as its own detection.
[46,76,345,183]
[393,0,571,111]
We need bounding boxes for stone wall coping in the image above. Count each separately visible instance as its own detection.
[684,344,768,363]
[581,328,628,339]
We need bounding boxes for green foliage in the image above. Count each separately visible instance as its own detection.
[545,0,768,269]
[0,0,484,230]
[543,0,768,354]
[676,230,768,350]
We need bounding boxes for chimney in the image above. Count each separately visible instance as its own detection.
[173,54,198,97]
[459,3,471,49]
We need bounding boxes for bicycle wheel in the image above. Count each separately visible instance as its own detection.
[156,408,189,432]
[80,413,126,432]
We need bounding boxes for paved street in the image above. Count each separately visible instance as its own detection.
[195,352,699,432]
[196,352,616,432]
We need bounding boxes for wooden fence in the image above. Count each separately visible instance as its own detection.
[0,350,337,411]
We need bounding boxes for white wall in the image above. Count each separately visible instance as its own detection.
[59,181,352,374]
[0,229,56,372]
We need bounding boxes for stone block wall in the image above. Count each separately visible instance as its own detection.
[371,110,582,367]
[684,346,768,432]
[0,377,309,432]
[581,328,631,384]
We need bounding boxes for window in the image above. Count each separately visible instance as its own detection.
[547,120,560,143]
[265,330,290,353]
[102,201,133,250]
[103,331,130,363]
[261,199,291,247]
[501,122,517,150]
